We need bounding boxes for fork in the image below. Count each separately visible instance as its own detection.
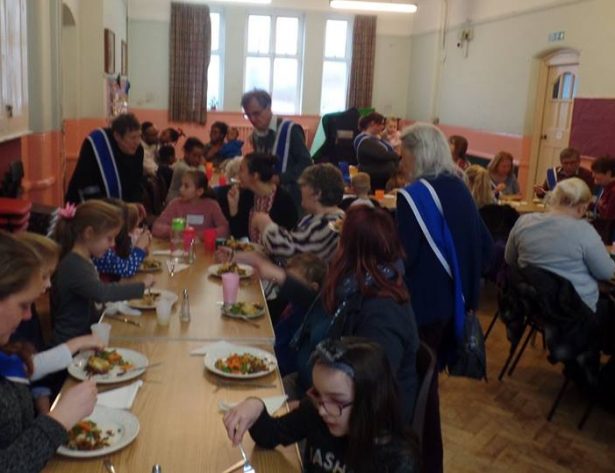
[103,458,117,473]
[238,443,255,473]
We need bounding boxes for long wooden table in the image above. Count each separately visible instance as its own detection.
[500,199,546,214]
[107,245,275,344]
[44,240,301,472]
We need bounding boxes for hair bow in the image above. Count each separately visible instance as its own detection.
[58,203,77,220]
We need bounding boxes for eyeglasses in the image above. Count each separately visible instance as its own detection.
[306,386,353,417]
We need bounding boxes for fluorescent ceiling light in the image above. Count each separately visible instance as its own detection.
[330,1,417,13]
[213,0,271,4]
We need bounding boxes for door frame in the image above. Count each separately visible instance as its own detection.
[526,48,580,198]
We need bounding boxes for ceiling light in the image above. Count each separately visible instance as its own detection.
[213,0,271,4]
[330,1,417,13]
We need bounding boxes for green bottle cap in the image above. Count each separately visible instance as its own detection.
[171,218,186,231]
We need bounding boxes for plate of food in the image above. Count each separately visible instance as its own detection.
[57,405,140,458]
[68,348,149,384]
[219,238,262,252]
[221,301,266,319]
[207,262,254,279]
[127,288,178,310]
[137,258,163,273]
[204,344,277,379]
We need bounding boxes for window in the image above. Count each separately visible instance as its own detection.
[320,19,352,115]
[244,14,303,114]
[552,72,577,101]
[0,0,28,138]
[207,11,223,110]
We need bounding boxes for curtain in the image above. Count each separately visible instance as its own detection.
[169,2,211,124]
[347,15,377,109]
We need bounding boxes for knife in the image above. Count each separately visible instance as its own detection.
[105,314,142,326]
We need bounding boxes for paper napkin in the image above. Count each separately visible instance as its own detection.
[166,260,190,274]
[103,301,141,317]
[190,340,235,356]
[97,380,143,409]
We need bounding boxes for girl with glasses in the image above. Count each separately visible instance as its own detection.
[223,338,419,473]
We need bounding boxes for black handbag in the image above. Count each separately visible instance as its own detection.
[447,310,487,380]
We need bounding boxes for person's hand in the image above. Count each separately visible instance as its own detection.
[495,182,506,192]
[234,252,285,283]
[222,397,265,446]
[65,334,104,354]
[48,380,97,431]
[134,229,152,251]
[227,185,240,217]
[250,212,273,233]
[533,185,545,197]
[270,175,280,186]
[143,274,155,288]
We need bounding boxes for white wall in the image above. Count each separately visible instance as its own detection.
[127,0,413,116]
[407,0,615,135]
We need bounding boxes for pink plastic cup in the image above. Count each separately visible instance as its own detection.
[221,272,240,305]
[183,226,196,251]
[203,228,217,252]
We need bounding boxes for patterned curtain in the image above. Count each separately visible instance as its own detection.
[169,3,211,124]
[347,15,377,109]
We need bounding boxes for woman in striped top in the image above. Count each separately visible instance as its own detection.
[252,164,345,263]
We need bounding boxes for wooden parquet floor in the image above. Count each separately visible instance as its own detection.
[440,283,615,473]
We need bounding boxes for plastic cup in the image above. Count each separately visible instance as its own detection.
[221,272,240,305]
[375,190,385,200]
[156,299,173,326]
[91,323,111,346]
[206,162,214,180]
[349,165,358,177]
[183,226,196,251]
[218,175,227,187]
[203,228,217,252]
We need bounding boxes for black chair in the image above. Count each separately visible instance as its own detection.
[411,341,436,447]
[312,108,360,165]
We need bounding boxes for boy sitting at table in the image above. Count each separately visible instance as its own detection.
[340,172,379,210]
[274,253,327,377]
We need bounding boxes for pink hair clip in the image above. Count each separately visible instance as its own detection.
[58,203,77,220]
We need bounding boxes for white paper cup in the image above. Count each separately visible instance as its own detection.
[156,299,173,326]
[90,322,111,346]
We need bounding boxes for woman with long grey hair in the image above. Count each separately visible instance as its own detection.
[395,123,492,473]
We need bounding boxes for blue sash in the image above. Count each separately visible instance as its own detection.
[546,167,558,190]
[0,351,28,384]
[87,128,123,199]
[398,180,465,342]
[272,120,295,175]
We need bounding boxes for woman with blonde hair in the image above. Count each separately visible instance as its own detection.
[465,165,495,208]
[506,178,615,313]
[488,151,521,198]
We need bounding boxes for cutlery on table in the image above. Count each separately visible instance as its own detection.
[116,361,163,376]
[104,314,141,327]
[239,443,256,473]
[103,458,117,473]
[222,313,260,328]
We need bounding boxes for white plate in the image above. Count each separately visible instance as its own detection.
[127,288,178,310]
[68,348,149,384]
[207,263,254,279]
[57,405,140,458]
[204,344,277,379]
[221,302,266,320]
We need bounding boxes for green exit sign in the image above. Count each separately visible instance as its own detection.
[549,31,565,42]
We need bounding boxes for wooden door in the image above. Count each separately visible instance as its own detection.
[534,63,579,186]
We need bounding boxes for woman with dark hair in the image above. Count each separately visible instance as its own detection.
[223,337,419,473]
[353,112,399,190]
[252,163,345,262]
[235,205,418,422]
[448,135,470,170]
[0,231,98,473]
[218,152,298,240]
[159,127,184,146]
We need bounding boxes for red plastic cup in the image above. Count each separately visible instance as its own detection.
[206,162,214,180]
[203,228,217,252]
[218,175,227,187]
[183,226,196,251]
[375,190,385,201]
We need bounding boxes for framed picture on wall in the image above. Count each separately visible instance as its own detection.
[105,29,115,74]
[121,40,128,75]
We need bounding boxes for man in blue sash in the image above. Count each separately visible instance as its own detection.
[65,113,144,204]
[534,147,594,198]
[241,89,312,210]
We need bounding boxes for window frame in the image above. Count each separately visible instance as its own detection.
[320,15,353,116]
[208,8,225,110]
[243,11,305,115]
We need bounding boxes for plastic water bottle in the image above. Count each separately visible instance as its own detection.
[170,217,186,259]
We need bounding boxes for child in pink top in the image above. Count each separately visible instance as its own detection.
[153,169,230,238]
